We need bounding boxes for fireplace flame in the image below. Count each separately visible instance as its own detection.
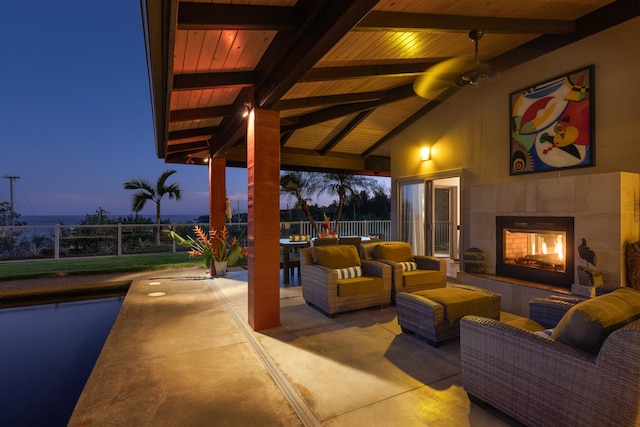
[555,236,564,261]
[540,235,564,261]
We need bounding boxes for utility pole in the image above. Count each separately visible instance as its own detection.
[3,175,20,226]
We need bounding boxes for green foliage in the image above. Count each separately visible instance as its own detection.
[0,253,203,281]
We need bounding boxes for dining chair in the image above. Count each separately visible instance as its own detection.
[338,236,362,248]
[313,238,339,246]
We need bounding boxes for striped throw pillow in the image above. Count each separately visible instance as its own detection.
[335,266,362,279]
[399,261,418,271]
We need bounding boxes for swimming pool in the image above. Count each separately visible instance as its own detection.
[0,296,124,426]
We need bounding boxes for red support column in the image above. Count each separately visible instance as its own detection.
[247,107,280,330]
[209,157,227,276]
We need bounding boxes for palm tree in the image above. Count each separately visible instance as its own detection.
[280,171,319,234]
[316,173,377,229]
[123,170,182,244]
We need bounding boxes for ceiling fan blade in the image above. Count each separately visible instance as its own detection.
[413,56,475,99]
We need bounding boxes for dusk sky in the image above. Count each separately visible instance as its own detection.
[1,1,388,219]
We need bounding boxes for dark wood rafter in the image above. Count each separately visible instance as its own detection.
[318,109,374,155]
[173,72,256,91]
[256,0,381,109]
[274,91,384,111]
[170,106,236,123]
[355,12,575,34]
[166,140,209,154]
[491,0,640,73]
[208,0,381,158]
[176,3,299,31]
[281,83,415,133]
[169,126,220,141]
[280,130,294,147]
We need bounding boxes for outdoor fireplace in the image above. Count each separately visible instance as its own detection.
[496,216,574,287]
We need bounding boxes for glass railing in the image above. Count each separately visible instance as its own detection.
[0,220,391,262]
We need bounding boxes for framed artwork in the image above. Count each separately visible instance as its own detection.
[509,65,594,175]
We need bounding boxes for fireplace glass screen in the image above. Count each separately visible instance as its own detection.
[503,229,566,273]
[496,216,574,287]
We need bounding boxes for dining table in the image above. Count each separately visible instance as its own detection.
[279,238,310,285]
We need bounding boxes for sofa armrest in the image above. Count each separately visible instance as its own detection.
[459,316,640,427]
[414,255,445,273]
[529,297,577,328]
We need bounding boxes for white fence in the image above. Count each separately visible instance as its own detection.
[0,220,391,262]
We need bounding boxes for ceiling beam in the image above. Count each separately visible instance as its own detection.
[256,0,381,109]
[491,0,640,73]
[176,3,299,31]
[281,83,415,133]
[166,140,210,154]
[168,126,219,142]
[355,12,575,34]
[318,109,374,155]
[170,106,236,123]
[274,91,383,111]
[173,71,255,91]
[300,60,442,82]
[209,0,380,158]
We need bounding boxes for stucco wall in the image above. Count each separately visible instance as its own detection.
[389,16,640,285]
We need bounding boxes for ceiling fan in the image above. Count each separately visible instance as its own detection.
[413,29,496,99]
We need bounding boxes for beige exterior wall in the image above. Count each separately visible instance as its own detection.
[389,17,640,285]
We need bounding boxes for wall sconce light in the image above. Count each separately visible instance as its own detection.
[421,147,431,161]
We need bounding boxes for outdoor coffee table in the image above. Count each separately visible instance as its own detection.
[396,284,501,346]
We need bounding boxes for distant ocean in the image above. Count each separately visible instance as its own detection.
[20,214,205,226]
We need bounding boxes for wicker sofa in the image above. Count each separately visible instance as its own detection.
[359,241,446,302]
[460,287,640,427]
[300,245,391,317]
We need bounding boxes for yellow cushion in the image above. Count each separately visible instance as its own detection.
[337,276,385,297]
[312,246,361,269]
[403,270,442,288]
[413,288,493,321]
[374,242,414,262]
[551,287,640,354]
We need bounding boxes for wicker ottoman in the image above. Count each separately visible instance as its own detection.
[396,284,501,346]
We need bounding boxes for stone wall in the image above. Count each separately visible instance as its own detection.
[467,172,640,288]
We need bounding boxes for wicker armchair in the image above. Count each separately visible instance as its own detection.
[359,241,446,302]
[461,289,640,427]
[300,246,391,317]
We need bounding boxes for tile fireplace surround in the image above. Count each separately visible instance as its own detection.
[466,171,640,292]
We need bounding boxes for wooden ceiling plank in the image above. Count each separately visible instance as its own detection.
[318,109,374,155]
[355,12,575,34]
[177,3,299,31]
[362,87,458,158]
[173,71,256,91]
[300,61,443,82]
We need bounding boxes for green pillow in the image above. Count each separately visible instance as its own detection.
[312,246,361,269]
[374,242,414,262]
[551,287,640,354]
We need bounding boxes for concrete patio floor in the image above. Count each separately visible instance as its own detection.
[10,267,525,426]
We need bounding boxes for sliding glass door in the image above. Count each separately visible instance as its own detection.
[400,176,460,259]
[400,181,429,255]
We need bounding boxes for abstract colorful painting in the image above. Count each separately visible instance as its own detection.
[509,65,594,175]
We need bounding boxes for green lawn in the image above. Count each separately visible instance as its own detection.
[0,253,206,281]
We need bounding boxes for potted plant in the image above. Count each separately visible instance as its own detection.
[318,213,338,238]
[169,225,247,276]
